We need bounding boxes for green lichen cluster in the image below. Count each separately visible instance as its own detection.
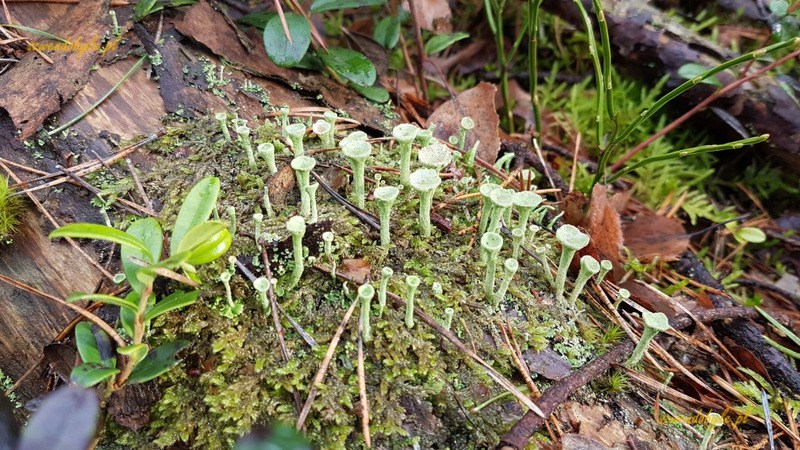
[107,115,610,449]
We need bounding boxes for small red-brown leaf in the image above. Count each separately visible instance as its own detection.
[586,184,624,269]
[622,211,688,262]
[341,259,372,284]
[428,82,501,163]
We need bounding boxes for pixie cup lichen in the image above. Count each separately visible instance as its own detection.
[614,288,630,309]
[285,123,307,156]
[492,258,518,312]
[457,116,475,150]
[511,226,525,259]
[286,215,307,289]
[481,232,503,299]
[312,119,334,148]
[378,266,393,317]
[358,284,376,342]
[236,125,256,167]
[512,191,543,231]
[339,130,368,149]
[306,182,319,223]
[487,188,513,233]
[408,168,442,237]
[415,128,433,146]
[373,186,400,246]
[597,259,613,285]
[257,143,277,174]
[624,310,670,367]
[291,155,316,218]
[699,412,724,450]
[253,277,271,314]
[567,255,600,308]
[393,123,420,185]
[554,224,590,303]
[341,140,372,208]
[418,142,452,170]
[404,275,420,328]
[215,112,231,142]
[478,183,501,235]
[442,307,455,331]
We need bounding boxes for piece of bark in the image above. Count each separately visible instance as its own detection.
[107,382,160,431]
[0,0,109,140]
[673,251,800,391]
[543,0,800,171]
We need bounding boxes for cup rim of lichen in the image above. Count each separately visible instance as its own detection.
[489,188,513,208]
[374,185,400,203]
[286,215,306,234]
[393,123,420,141]
[555,224,590,251]
[291,155,316,171]
[418,142,452,169]
[312,120,331,135]
[481,231,503,253]
[409,168,441,192]
[580,255,601,274]
[342,140,372,160]
[339,130,368,147]
[512,190,543,208]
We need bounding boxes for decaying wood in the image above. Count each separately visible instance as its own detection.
[0,210,102,401]
[673,251,800,391]
[0,0,109,141]
[543,0,800,171]
[498,305,762,449]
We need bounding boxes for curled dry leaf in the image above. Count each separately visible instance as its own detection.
[341,259,372,285]
[585,184,624,275]
[403,0,452,33]
[428,82,501,163]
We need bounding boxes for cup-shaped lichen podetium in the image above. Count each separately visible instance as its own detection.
[554,224,590,303]
[418,141,452,170]
[511,190,543,231]
[290,155,316,218]
[478,183,501,236]
[408,168,442,238]
[567,255,600,308]
[312,119,334,149]
[341,140,373,209]
[358,283,376,342]
[257,142,277,174]
[486,188,513,233]
[285,123,307,156]
[624,310,670,368]
[373,185,400,246]
[338,130,368,148]
[480,231,503,300]
[236,125,256,167]
[392,123,420,185]
[404,275,421,328]
[286,215,307,290]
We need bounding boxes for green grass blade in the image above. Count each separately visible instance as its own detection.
[756,306,800,348]
[606,135,768,183]
[1,23,70,44]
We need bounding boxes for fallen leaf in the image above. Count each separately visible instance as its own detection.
[428,82,501,163]
[585,184,624,272]
[561,191,589,227]
[267,164,296,208]
[403,0,452,33]
[728,344,772,384]
[341,259,372,284]
[622,210,688,262]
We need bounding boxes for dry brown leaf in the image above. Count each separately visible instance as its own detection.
[622,210,689,262]
[428,82,501,163]
[586,184,624,271]
[341,259,372,284]
[403,0,452,33]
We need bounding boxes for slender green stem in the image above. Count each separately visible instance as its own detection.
[592,0,615,122]
[573,0,604,152]
[593,36,799,187]
[48,56,147,136]
[528,0,543,137]
[606,135,768,183]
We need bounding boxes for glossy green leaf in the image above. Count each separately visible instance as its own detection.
[145,290,199,321]
[134,0,159,20]
[126,340,189,385]
[50,223,152,259]
[120,305,136,338]
[121,218,163,294]
[170,177,221,255]
[263,13,311,68]
[677,63,722,87]
[67,293,139,313]
[350,83,390,103]
[310,0,385,12]
[117,343,149,367]
[423,32,469,55]
[373,16,401,49]
[320,48,376,87]
[175,221,231,265]
[70,363,119,388]
[769,0,789,15]
[74,322,102,365]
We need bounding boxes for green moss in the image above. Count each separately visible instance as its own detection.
[106,115,619,449]
[0,175,23,243]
